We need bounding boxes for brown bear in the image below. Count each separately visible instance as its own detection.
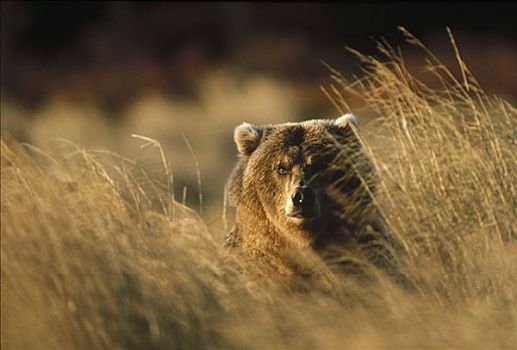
[226,114,408,286]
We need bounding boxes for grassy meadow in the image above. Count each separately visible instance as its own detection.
[1,31,516,349]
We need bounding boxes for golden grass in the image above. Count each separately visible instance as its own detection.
[2,29,516,349]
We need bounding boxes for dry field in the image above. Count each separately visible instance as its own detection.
[2,30,516,349]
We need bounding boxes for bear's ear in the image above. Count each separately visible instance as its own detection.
[335,113,360,129]
[234,122,263,156]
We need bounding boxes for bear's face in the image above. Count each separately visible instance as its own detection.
[233,114,372,245]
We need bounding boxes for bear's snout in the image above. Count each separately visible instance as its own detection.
[292,187,315,208]
[286,186,318,220]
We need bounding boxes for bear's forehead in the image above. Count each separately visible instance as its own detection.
[267,120,336,146]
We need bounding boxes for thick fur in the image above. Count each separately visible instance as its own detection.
[226,115,408,285]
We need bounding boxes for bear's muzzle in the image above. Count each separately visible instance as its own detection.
[286,186,319,220]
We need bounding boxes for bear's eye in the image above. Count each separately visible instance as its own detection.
[277,163,290,175]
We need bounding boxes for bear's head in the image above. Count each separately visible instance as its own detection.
[230,114,377,247]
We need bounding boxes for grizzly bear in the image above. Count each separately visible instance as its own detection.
[226,114,408,285]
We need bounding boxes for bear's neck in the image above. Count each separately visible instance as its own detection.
[235,206,311,275]
[236,204,287,250]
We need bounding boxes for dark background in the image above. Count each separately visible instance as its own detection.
[2,2,516,111]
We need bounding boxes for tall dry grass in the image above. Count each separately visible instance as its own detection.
[2,29,516,349]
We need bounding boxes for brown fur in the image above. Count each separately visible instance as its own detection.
[226,115,409,285]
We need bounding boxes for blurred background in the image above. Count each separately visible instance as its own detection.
[1,2,516,223]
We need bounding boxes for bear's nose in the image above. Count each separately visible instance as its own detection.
[292,186,315,208]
